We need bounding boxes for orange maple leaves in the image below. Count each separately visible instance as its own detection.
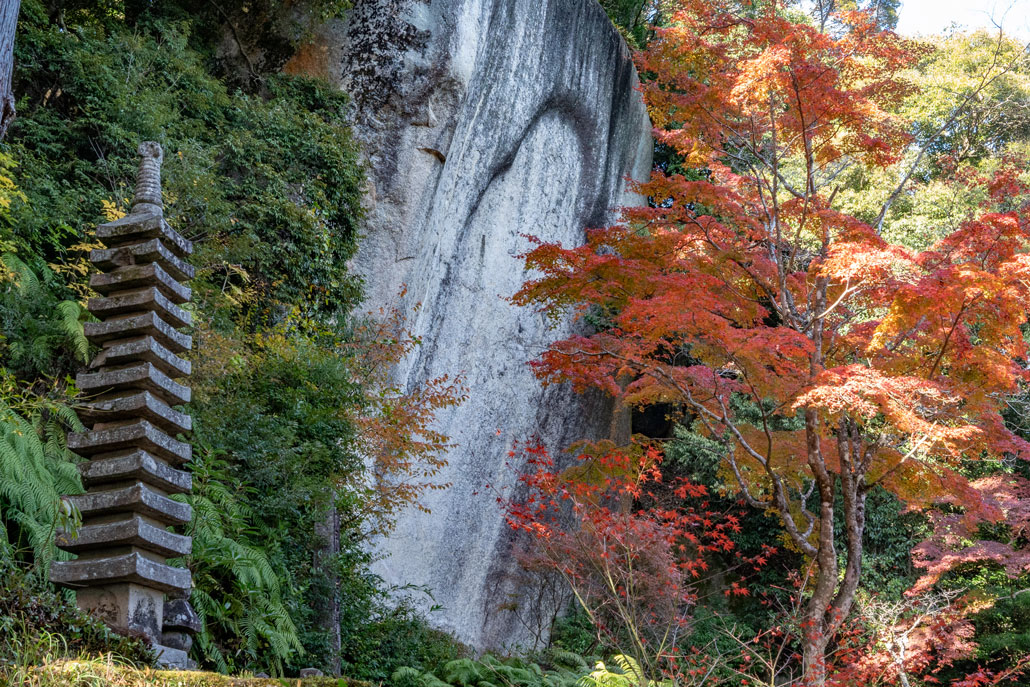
[516,0,1030,515]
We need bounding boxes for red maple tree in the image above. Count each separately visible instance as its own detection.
[513,2,1030,683]
[502,441,770,682]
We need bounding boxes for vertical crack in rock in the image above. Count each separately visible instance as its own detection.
[331,0,653,650]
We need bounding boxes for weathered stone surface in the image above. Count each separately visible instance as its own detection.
[79,450,192,494]
[329,0,652,650]
[79,391,192,436]
[78,363,191,407]
[97,212,193,258]
[51,553,191,594]
[83,311,191,354]
[66,482,192,525]
[89,287,192,329]
[68,419,192,465]
[90,262,191,305]
[91,237,195,281]
[154,644,196,670]
[163,598,202,633]
[58,515,192,558]
[76,583,166,642]
[92,336,191,379]
[161,631,193,652]
[299,668,324,678]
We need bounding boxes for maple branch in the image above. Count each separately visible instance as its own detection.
[927,298,970,380]
[865,430,935,489]
[816,278,859,320]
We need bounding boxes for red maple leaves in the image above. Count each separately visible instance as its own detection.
[502,441,769,680]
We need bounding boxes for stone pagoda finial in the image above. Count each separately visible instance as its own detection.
[132,141,164,215]
[52,142,198,669]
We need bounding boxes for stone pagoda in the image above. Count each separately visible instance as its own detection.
[51,142,200,668]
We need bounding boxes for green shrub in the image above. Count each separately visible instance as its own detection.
[389,654,588,687]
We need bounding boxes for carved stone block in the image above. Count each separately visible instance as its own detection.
[89,288,192,328]
[68,419,192,465]
[78,391,192,436]
[58,516,192,558]
[83,311,192,353]
[51,553,191,594]
[65,482,192,525]
[90,262,190,304]
[77,363,192,406]
[78,451,191,494]
[92,336,191,379]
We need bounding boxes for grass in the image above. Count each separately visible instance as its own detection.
[0,654,373,687]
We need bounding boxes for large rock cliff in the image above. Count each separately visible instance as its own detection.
[300,0,652,650]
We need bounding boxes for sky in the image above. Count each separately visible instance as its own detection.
[896,0,1030,40]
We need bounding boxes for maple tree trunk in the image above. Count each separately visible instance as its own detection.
[799,416,869,686]
[0,0,19,141]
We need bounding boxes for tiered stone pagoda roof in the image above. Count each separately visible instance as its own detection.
[51,141,198,669]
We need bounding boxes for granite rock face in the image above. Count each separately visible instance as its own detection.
[308,0,651,649]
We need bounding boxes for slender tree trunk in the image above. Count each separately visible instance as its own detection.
[314,495,342,675]
[0,0,20,141]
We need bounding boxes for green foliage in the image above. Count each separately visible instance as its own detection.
[0,558,155,676]
[0,0,382,677]
[599,0,656,48]
[0,380,83,567]
[174,447,302,676]
[391,654,587,687]
[187,322,364,674]
[579,655,654,687]
[337,585,467,684]
[0,254,90,380]
[848,486,926,600]
[10,0,365,319]
[970,591,1030,668]
[549,611,598,658]
[1,0,375,675]
[834,30,1030,249]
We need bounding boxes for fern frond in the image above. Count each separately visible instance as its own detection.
[54,299,90,363]
[1,252,40,295]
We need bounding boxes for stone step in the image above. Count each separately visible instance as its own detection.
[154,644,196,670]
[79,450,191,494]
[84,311,191,354]
[51,551,191,594]
[91,238,195,282]
[57,515,192,558]
[78,363,190,407]
[89,287,192,329]
[97,211,193,258]
[68,420,191,465]
[79,391,192,436]
[66,482,191,525]
[90,263,190,305]
[92,336,190,379]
